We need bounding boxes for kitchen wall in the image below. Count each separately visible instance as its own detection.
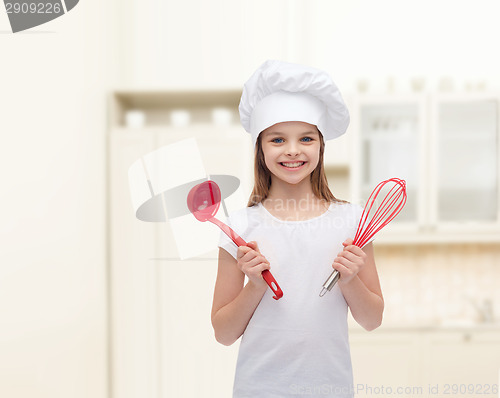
[0,2,113,398]
[375,244,500,327]
[2,1,500,398]
[115,0,500,92]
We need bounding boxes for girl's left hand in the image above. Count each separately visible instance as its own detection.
[331,238,367,286]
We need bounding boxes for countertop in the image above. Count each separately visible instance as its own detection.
[348,321,500,332]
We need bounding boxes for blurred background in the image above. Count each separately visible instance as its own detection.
[1,1,500,397]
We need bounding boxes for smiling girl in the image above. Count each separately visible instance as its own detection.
[212,60,384,398]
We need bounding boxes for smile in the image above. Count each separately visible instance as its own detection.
[279,161,306,169]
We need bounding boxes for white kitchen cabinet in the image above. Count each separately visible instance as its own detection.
[351,93,500,243]
[349,327,500,398]
[424,330,500,397]
[349,330,421,393]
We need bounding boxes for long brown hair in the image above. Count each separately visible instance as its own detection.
[247,130,346,207]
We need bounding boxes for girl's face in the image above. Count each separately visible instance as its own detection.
[260,121,321,186]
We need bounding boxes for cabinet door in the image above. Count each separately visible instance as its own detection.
[424,331,500,398]
[349,331,421,395]
[109,128,162,398]
[354,97,426,226]
[431,97,499,225]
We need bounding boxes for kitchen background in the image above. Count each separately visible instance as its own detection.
[1,1,500,398]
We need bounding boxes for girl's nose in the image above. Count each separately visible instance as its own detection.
[285,142,300,156]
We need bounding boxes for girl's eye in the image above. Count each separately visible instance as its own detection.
[271,138,284,143]
[301,137,313,142]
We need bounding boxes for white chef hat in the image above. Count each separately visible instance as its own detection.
[239,60,350,147]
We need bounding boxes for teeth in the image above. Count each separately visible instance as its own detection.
[281,162,304,168]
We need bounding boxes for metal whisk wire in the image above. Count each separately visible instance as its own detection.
[353,178,407,248]
[319,178,407,297]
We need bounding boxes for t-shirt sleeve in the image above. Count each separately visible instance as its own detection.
[217,215,238,260]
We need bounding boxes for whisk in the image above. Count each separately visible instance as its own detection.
[319,178,407,297]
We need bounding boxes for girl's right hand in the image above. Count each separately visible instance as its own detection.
[236,241,271,289]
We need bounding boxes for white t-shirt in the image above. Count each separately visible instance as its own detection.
[218,201,366,398]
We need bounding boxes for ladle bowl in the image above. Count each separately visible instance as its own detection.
[187,179,222,222]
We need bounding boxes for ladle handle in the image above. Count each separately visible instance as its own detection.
[210,218,283,300]
[210,217,247,247]
[261,270,283,300]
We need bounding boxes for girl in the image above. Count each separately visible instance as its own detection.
[211,60,384,398]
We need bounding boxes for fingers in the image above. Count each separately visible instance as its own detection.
[246,240,260,253]
[237,249,271,287]
[336,251,356,264]
[340,243,367,260]
[337,250,366,265]
[332,260,356,286]
[332,243,367,285]
[331,260,348,274]
[237,241,265,260]
[236,245,250,259]
[342,238,354,247]
[332,256,355,274]
[252,261,271,273]
[243,254,269,269]
[237,246,266,263]
[236,241,270,275]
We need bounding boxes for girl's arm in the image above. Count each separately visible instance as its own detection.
[332,240,384,331]
[211,242,269,346]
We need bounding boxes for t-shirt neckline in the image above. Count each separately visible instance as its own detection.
[257,201,336,224]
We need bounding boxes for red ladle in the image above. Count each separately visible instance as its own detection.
[187,180,283,300]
